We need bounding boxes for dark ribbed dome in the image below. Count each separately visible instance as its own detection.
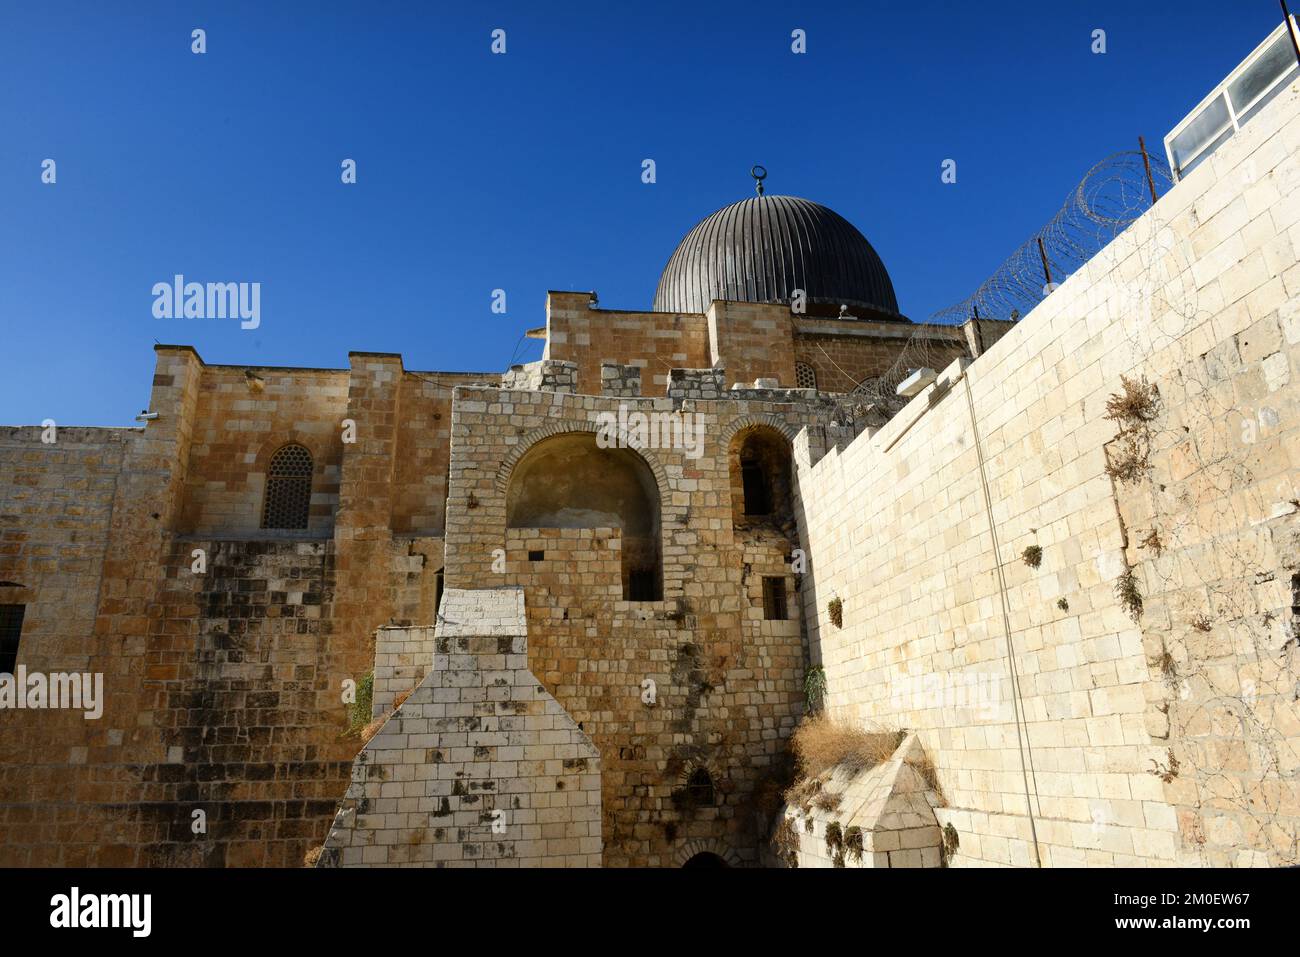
[653,194,899,316]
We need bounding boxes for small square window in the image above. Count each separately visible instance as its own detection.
[0,604,25,675]
[528,550,545,562]
[762,577,787,621]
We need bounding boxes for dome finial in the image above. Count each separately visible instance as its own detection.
[750,165,767,196]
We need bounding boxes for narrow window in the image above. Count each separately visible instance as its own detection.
[741,459,771,515]
[0,604,25,675]
[261,444,314,529]
[686,767,715,807]
[762,577,788,620]
[434,568,445,617]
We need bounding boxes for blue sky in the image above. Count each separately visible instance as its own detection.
[0,0,1286,425]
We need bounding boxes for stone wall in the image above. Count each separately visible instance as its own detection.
[442,388,834,864]
[791,317,1013,395]
[544,291,712,396]
[600,363,643,397]
[0,346,444,866]
[795,80,1300,867]
[391,370,493,535]
[707,301,797,388]
[667,367,726,400]
[0,426,132,865]
[178,365,348,536]
[318,588,602,867]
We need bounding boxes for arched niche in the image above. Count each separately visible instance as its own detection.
[728,426,793,529]
[505,432,662,601]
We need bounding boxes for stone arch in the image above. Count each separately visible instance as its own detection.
[682,851,728,868]
[673,838,744,868]
[503,429,664,601]
[250,433,331,477]
[725,420,795,528]
[495,420,672,504]
[717,413,800,449]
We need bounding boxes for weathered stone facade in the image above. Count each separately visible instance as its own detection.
[2,79,1297,869]
[794,80,1300,867]
[318,588,602,867]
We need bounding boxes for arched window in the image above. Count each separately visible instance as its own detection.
[730,427,793,527]
[686,767,716,807]
[261,444,313,529]
[795,362,817,390]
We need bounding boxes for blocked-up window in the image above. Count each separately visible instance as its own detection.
[261,444,314,529]
[0,604,25,675]
[762,576,788,620]
[795,362,817,390]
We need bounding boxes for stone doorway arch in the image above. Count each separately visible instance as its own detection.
[673,838,743,868]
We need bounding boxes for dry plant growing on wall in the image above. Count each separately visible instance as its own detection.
[1098,203,1300,866]
[772,815,801,868]
[907,752,948,807]
[1115,568,1144,621]
[1138,528,1164,555]
[827,596,844,628]
[788,714,902,780]
[1103,375,1161,484]
[1105,374,1161,423]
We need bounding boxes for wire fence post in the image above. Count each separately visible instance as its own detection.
[1036,237,1053,290]
[1138,136,1160,205]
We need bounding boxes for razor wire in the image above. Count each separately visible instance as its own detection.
[835,147,1176,420]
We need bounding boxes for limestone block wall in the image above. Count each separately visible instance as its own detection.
[116,537,352,866]
[318,588,602,867]
[389,535,443,627]
[391,370,496,535]
[372,622,437,718]
[0,345,205,865]
[707,300,798,388]
[796,80,1300,868]
[543,291,712,396]
[179,364,348,536]
[601,363,643,397]
[667,367,726,400]
[0,426,132,864]
[0,426,131,672]
[793,323,955,395]
[0,345,445,866]
[443,387,836,865]
[500,360,577,393]
[790,317,1014,396]
[501,362,543,391]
